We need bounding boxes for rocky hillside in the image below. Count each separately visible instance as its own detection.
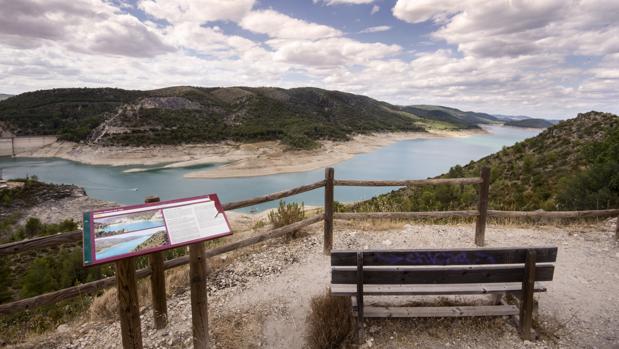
[0,86,481,149]
[349,111,619,212]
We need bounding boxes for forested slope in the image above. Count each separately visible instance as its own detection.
[349,111,619,212]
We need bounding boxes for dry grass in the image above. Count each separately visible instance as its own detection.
[211,310,265,349]
[306,290,353,349]
[88,278,152,320]
[335,215,615,231]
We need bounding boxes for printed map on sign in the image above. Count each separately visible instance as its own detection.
[83,194,231,266]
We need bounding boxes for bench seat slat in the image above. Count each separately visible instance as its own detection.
[331,282,548,296]
[354,305,520,318]
[331,247,557,266]
[332,265,554,284]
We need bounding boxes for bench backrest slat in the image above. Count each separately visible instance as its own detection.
[331,247,557,266]
[332,265,555,284]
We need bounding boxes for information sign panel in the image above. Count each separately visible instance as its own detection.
[83,194,231,266]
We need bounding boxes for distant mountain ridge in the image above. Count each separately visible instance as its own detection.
[0,86,545,148]
[504,118,554,128]
[0,94,13,101]
[407,105,501,126]
[0,86,480,149]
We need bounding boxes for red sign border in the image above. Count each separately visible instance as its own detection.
[84,194,232,267]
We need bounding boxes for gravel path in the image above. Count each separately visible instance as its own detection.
[16,219,619,349]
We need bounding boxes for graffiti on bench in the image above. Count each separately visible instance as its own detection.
[374,251,498,265]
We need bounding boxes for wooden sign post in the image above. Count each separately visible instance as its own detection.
[116,258,143,349]
[144,196,168,329]
[324,167,334,255]
[475,167,490,246]
[190,242,209,349]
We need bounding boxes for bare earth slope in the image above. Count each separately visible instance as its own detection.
[18,219,619,349]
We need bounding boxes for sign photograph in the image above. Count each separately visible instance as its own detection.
[83,194,231,266]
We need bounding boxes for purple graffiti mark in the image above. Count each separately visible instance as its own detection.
[373,251,498,265]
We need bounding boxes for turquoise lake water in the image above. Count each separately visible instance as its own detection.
[96,234,153,260]
[0,126,540,212]
[101,220,165,233]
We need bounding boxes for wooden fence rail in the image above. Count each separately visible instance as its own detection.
[487,209,619,218]
[334,211,480,220]
[333,178,483,187]
[0,230,82,256]
[222,180,326,211]
[0,214,323,315]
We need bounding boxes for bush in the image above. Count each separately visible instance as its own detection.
[12,218,78,241]
[306,290,353,349]
[268,201,305,228]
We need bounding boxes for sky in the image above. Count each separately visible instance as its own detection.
[0,0,618,119]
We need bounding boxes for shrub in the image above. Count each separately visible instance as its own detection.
[268,201,305,228]
[306,290,353,349]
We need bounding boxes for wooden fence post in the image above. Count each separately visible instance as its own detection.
[144,195,167,329]
[324,167,334,255]
[615,215,619,240]
[520,250,536,340]
[475,167,490,246]
[189,242,209,349]
[116,258,143,349]
[356,251,365,343]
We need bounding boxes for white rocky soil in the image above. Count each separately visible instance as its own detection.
[14,219,619,349]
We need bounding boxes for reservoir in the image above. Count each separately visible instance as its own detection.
[0,126,540,212]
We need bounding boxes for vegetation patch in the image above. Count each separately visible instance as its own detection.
[349,111,619,213]
[268,201,306,228]
[306,290,353,349]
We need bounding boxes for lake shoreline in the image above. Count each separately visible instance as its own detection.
[16,128,485,179]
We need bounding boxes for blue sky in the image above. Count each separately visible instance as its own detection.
[1,0,618,119]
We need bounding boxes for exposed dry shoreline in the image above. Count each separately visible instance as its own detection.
[18,129,484,179]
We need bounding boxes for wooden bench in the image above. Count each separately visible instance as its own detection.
[330,246,558,341]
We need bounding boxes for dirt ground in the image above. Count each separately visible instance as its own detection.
[13,218,619,349]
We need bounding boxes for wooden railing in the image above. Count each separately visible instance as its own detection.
[1,167,618,319]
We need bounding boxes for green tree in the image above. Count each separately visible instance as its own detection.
[24,217,43,237]
[0,257,12,303]
[20,257,58,298]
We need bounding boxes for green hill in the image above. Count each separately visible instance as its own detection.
[0,87,476,149]
[504,118,554,128]
[348,111,619,212]
[406,105,501,126]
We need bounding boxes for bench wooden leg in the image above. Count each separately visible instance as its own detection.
[493,292,504,305]
[356,252,365,344]
[520,250,536,340]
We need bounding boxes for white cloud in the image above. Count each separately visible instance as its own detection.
[0,0,171,57]
[270,37,400,67]
[162,23,258,58]
[392,0,619,58]
[371,5,380,15]
[315,0,374,5]
[359,25,391,33]
[138,0,255,24]
[240,10,341,40]
[392,0,462,24]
